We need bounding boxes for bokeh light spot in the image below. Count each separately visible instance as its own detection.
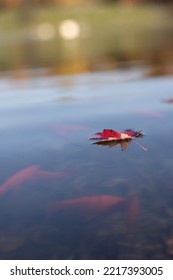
[59,19,80,40]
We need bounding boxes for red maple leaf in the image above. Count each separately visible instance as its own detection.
[94,129,122,139]
[90,129,147,151]
[120,129,143,138]
[91,129,143,140]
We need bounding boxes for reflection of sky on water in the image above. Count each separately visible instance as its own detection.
[0,70,173,168]
[0,68,145,103]
[0,69,173,160]
[0,69,173,259]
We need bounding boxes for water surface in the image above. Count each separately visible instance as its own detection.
[0,69,173,259]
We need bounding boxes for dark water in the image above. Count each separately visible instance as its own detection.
[0,68,173,260]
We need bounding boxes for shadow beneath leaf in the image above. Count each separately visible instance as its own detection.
[92,139,132,151]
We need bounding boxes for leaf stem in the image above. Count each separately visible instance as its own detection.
[132,139,148,151]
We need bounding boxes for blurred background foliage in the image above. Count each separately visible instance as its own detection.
[0,0,173,76]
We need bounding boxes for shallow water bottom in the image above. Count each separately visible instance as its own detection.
[0,69,173,259]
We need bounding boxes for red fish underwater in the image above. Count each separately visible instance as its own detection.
[0,165,67,196]
[163,98,173,104]
[48,194,140,227]
[125,195,141,233]
[0,165,40,196]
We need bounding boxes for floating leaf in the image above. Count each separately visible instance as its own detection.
[90,129,147,151]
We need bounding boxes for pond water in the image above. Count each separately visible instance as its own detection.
[0,68,173,260]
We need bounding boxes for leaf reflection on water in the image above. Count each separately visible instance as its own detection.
[92,139,132,151]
